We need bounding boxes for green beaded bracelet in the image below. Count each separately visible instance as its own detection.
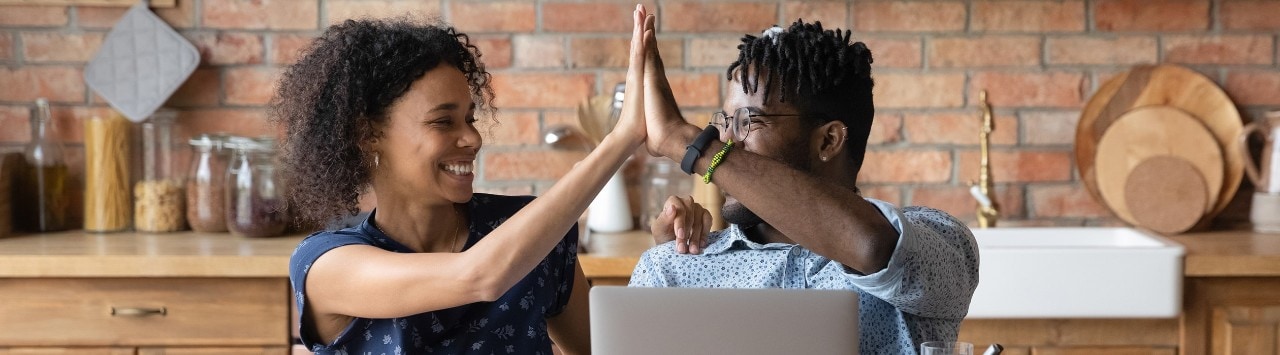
[702,139,734,184]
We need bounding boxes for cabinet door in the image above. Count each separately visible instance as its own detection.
[1182,277,1280,355]
[0,348,132,354]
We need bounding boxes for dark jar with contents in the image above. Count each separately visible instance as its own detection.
[225,137,289,238]
[16,98,74,232]
[186,134,228,233]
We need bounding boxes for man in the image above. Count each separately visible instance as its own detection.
[632,19,980,353]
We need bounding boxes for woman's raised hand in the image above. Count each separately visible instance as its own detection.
[611,5,655,146]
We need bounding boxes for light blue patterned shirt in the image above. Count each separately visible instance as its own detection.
[629,198,979,354]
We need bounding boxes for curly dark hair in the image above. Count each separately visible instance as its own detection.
[270,17,494,226]
[727,19,875,176]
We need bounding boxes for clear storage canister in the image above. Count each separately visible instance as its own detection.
[134,110,186,232]
[225,137,289,238]
[186,134,228,233]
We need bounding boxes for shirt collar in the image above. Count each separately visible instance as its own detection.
[702,224,800,255]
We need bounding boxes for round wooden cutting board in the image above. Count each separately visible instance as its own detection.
[1076,64,1243,224]
[1094,106,1223,225]
[1125,156,1209,234]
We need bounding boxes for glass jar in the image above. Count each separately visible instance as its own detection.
[134,109,186,232]
[16,98,73,232]
[186,134,228,233]
[226,137,289,238]
[639,159,693,232]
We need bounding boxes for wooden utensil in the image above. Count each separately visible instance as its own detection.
[1094,106,1223,225]
[1076,64,1244,225]
[1125,156,1209,234]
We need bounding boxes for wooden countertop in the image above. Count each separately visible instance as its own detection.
[0,230,305,277]
[1169,230,1280,277]
[1,228,1275,279]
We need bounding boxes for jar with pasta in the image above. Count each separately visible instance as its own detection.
[225,137,289,238]
[84,113,132,232]
[134,110,186,232]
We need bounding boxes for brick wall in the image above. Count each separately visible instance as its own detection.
[1,0,1277,227]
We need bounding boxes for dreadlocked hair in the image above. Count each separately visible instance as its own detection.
[726,19,875,175]
[270,17,494,227]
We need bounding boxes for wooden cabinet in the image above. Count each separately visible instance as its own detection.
[1180,277,1280,355]
[0,277,290,353]
[0,231,303,354]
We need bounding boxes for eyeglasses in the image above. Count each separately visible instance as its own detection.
[710,107,808,141]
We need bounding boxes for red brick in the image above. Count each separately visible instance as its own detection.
[1021,111,1081,146]
[21,32,104,63]
[1047,36,1157,65]
[224,67,281,106]
[203,0,317,30]
[165,68,220,108]
[688,36,741,69]
[910,185,1025,221]
[570,37,632,69]
[483,149,589,181]
[853,1,966,33]
[186,33,264,65]
[1029,184,1112,218]
[0,105,26,142]
[903,112,1017,145]
[868,113,902,145]
[0,33,12,61]
[857,149,952,183]
[0,67,84,103]
[861,37,921,69]
[543,110,578,129]
[490,73,594,109]
[859,185,902,206]
[0,6,68,27]
[1225,70,1280,106]
[448,1,535,33]
[972,0,1085,32]
[269,34,316,65]
[872,73,966,108]
[1163,35,1274,65]
[1222,1,1280,30]
[929,36,1041,68]
[666,73,721,108]
[662,2,777,33]
[782,1,849,29]
[543,2,645,33]
[470,36,511,69]
[513,35,565,68]
[958,149,1073,183]
[970,72,1085,108]
[484,110,540,147]
[325,0,441,24]
[1094,0,1209,32]
[173,109,275,142]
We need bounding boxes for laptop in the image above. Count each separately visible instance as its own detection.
[590,286,859,355]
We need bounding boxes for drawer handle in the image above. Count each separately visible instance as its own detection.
[110,306,167,317]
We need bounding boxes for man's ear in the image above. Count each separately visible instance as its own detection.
[815,120,848,163]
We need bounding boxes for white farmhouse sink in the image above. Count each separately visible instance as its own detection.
[966,227,1184,318]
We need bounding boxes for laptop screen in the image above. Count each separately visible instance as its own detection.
[590,286,859,355]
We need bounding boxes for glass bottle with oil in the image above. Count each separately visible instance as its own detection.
[15,98,72,232]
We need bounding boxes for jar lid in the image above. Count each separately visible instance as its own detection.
[221,135,257,150]
[189,134,218,147]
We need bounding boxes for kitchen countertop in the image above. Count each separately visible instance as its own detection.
[0,229,1275,278]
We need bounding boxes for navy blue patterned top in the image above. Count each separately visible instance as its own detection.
[290,193,578,355]
[630,198,979,354]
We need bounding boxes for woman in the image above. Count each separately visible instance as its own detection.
[273,6,655,354]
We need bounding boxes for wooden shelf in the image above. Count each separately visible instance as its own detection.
[0,0,176,8]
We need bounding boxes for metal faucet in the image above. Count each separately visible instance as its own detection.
[970,90,1000,228]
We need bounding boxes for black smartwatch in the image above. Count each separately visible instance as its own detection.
[680,125,720,175]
